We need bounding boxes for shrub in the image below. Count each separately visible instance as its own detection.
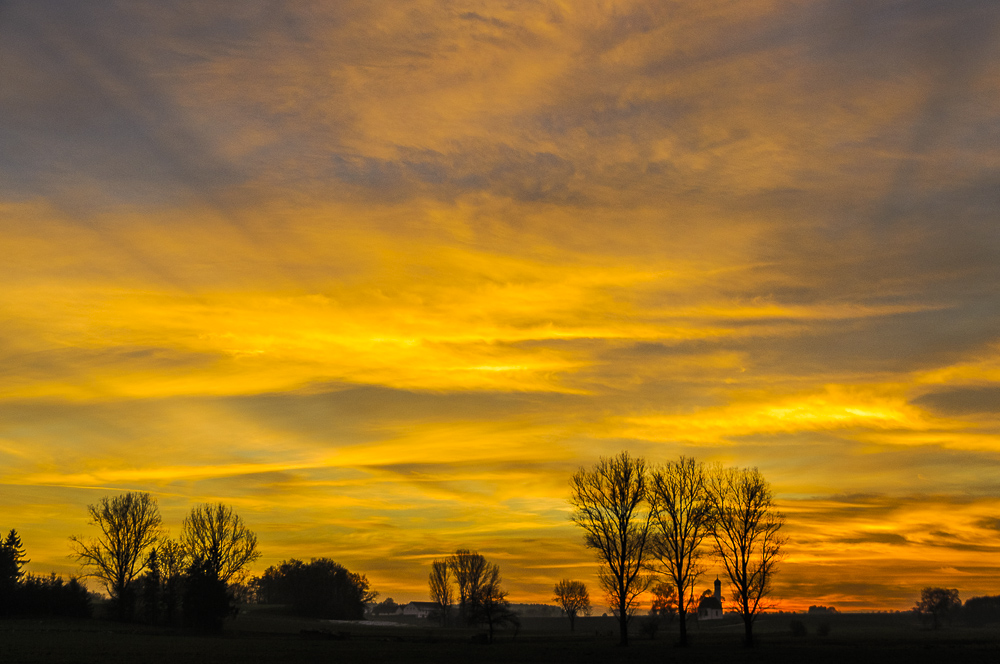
[789,619,807,637]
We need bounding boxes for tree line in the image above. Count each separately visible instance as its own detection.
[65,493,261,629]
[5,475,995,643]
[1,492,376,630]
[568,452,786,647]
[0,529,90,618]
[913,587,1000,629]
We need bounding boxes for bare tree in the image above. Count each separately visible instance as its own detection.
[648,456,712,646]
[157,538,189,581]
[553,579,591,632]
[157,538,188,624]
[641,581,679,640]
[707,466,785,647]
[471,562,518,643]
[447,549,488,625]
[70,492,161,619]
[569,451,654,646]
[182,503,260,584]
[649,581,678,622]
[428,560,453,626]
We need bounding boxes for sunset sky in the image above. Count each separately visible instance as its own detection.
[2,1,1000,612]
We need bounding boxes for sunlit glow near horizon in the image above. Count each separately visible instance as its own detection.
[2,1,1000,613]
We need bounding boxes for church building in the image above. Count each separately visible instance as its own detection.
[697,577,724,620]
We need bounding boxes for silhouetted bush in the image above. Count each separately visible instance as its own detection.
[817,621,831,637]
[789,619,807,637]
[257,558,375,619]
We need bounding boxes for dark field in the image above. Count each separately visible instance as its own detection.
[3,609,999,664]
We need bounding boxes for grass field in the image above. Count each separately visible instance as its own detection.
[2,608,999,664]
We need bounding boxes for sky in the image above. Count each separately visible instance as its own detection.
[1,0,999,612]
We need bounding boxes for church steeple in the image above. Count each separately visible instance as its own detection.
[714,577,721,600]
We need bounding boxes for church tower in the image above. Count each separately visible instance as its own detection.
[698,576,725,620]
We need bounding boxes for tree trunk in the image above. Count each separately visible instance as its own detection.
[743,615,754,647]
[678,608,688,646]
[618,606,629,646]
[569,612,575,632]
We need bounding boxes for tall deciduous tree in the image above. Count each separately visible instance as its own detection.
[181,503,260,584]
[707,466,785,647]
[70,492,162,620]
[649,456,712,646]
[569,451,653,646]
[553,579,591,632]
[429,560,453,626]
[447,549,488,625]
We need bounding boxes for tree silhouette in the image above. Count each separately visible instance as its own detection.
[257,558,376,619]
[70,492,161,620]
[443,549,517,639]
[649,581,678,622]
[915,587,960,629]
[15,573,91,618]
[641,581,679,640]
[707,466,785,647]
[1,529,29,579]
[470,562,518,643]
[648,456,711,646]
[183,555,231,632]
[429,560,453,626]
[447,549,489,625]
[0,529,29,615]
[553,579,591,632]
[181,503,259,584]
[569,451,653,646]
[157,538,188,625]
[140,548,162,624]
[962,594,1000,625]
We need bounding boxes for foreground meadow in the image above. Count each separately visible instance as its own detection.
[2,609,999,664]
